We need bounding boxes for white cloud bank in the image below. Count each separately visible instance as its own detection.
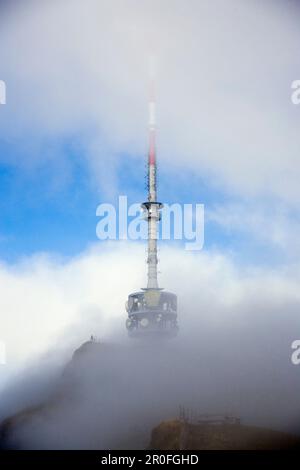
[1,242,300,391]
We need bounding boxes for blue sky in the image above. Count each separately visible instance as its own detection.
[0,137,96,261]
[0,135,286,268]
[0,137,213,261]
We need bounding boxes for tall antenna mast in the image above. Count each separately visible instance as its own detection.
[142,57,163,290]
[125,57,178,336]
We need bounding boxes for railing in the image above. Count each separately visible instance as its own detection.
[179,406,240,426]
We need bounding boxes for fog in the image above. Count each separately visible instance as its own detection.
[0,244,300,449]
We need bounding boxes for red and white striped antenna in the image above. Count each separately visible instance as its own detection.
[142,56,163,290]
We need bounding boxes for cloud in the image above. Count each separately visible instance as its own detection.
[1,241,300,389]
[0,243,140,375]
[1,1,300,445]
[0,0,300,202]
[207,201,300,258]
[1,242,300,447]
